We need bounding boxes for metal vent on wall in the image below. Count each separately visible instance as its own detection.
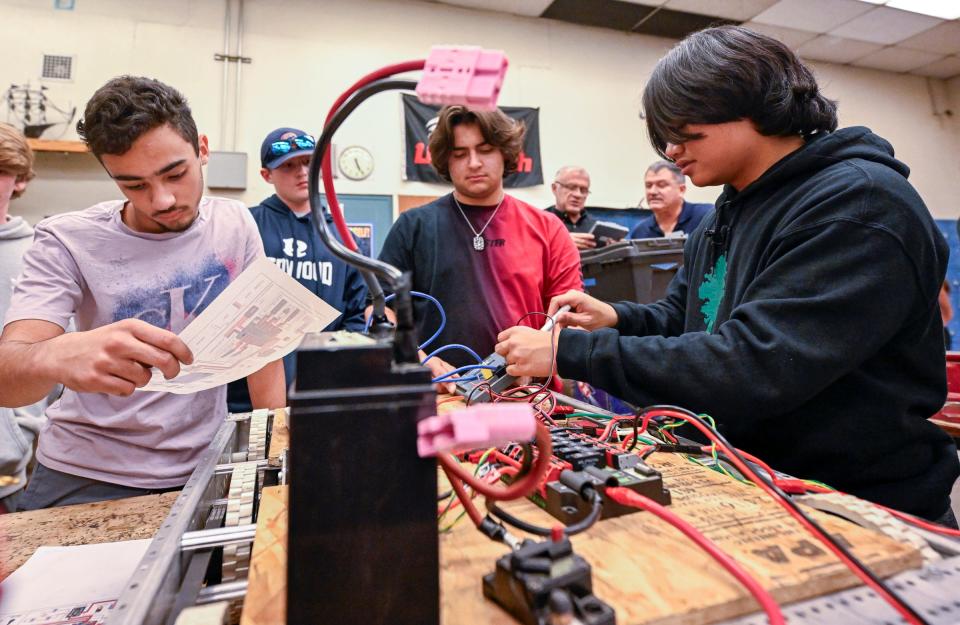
[41,54,75,81]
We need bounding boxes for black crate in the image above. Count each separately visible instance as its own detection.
[580,238,685,304]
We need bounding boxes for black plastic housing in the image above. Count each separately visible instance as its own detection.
[287,333,438,625]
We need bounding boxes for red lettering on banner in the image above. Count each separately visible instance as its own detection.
[516,150,533,173]
[414,142,431,164]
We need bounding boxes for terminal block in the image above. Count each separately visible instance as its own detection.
[500,426,671,525]
[483,536,616,625]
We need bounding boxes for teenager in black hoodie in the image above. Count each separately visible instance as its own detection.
[496,26,959,523]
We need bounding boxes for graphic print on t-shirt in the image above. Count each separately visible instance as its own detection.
[112,254,231,333]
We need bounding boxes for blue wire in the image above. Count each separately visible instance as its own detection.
[364,291,446,351]
[422,343,483,365]
[431,364,498,383]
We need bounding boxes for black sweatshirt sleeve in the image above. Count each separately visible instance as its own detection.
[557,219,923,421]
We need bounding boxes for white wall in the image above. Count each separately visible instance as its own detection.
[4,0,959,225]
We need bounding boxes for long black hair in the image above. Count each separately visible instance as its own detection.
[643,25,837,158]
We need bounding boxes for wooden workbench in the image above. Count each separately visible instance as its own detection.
[241,411,922,625]
[0,491,179,580]
[0,407,927,625]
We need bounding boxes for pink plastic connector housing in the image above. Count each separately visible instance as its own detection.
[417,403,536,457]
[416,46,508,111]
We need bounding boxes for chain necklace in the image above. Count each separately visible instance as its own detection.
[452,193,505,251]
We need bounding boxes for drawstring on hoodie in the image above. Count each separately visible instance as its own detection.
[705,200,732,260]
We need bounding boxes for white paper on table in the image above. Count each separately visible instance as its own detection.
[0,539,150,620]
[140,256,341,394]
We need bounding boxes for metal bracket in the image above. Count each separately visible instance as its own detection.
[214,53,251,64]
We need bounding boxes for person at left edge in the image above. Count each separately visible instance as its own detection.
[0,76,285,510]
[226,127,368,413]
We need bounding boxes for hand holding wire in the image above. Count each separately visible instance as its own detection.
[494,326,557,378]
[547,290,618,331]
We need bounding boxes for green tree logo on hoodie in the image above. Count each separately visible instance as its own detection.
[698,254,727,332]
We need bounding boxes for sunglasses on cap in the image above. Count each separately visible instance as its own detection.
[269,135,316,156]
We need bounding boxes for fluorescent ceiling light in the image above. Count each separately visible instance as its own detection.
[885,0,960,19]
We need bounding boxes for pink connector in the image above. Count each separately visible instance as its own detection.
[415,45,508,111]
[417,403,536,457]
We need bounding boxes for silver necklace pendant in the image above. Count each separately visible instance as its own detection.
[473,234,485,251]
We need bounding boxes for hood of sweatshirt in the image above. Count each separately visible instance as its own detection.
[0,216,33,241]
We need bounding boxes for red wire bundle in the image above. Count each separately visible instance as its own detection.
[606,487,785,625]
[319,60,426,251]
[638,408,927,625]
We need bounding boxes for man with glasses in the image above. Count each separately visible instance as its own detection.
[546,166,597,250]
[629,160,711,239]
[226,127,368,412]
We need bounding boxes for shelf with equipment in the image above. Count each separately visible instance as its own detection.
[26,138,89,153]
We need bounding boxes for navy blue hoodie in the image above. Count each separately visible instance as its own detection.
[558,127,959,519]
[227,194,368,412]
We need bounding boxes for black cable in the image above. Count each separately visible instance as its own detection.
[485,491,603,537]
[309,78,421,362]
[437,489,453,501]
[638,404,931,625]
[465,381,493,407]
[626,411,641,451]
[515,443,534,480]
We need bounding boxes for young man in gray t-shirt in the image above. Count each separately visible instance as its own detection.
[0,76,285,510]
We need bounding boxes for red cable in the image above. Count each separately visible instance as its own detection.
[877,505,960,538]
[438,423,553,500]
[442,464,484,527]
[598,416,635,442]
[638,408,926,625]
[493,450,523,470]
[320,60,426,251]
[705,443,960,540]
[606,487,785,625]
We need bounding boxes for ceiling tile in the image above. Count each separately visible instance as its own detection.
[829,6,942,44]
[797,34,883,63]
[898,20,960,55]
[851,46,943,72]
[663,0,777,21]
[911,55,960,79]
[432,0,555,16]
[741,21,820,48]
[542,0,656,31]
[751,0,873,34]
[632,7,738,39]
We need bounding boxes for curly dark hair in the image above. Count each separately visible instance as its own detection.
[428,106,525,181]
[643,26,837,158]
[77,76,199,157]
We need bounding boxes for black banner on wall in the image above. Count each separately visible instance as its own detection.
[401,94,543,188]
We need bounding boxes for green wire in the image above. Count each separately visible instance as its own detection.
[566,411,614,419]
[438,448,495,529]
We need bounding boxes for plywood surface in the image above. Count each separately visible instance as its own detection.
[239,486,287,625]
[0,491,179,580]
[243,451,921,625]
[267,408,288,465]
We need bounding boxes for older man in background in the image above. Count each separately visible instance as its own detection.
[546,166,596,250]
[629,160,711,239]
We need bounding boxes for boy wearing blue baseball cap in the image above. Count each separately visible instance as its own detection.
[226,127,368,412]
